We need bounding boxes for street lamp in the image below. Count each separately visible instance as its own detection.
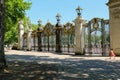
[55,13,62,53]
[56,13,61,23]
[76,6,83,16]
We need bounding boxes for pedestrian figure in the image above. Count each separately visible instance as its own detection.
[109,49,115,59]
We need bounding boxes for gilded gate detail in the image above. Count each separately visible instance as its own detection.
[85,18,110,56]
[22,21,75,53]
[22,18,109,55]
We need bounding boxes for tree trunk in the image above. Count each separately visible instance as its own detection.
[0,0,7,71]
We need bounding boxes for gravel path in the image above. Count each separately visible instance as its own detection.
[1,50,120,80]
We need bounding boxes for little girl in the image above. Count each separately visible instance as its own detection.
[109,49,115,59]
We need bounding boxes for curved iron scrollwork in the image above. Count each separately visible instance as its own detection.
[62,22,75,53]
[85,18,110,56]
[43,22,55,51]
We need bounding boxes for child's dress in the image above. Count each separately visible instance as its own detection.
[109,51,115,57]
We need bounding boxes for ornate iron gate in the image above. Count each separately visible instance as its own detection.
[62,22,75,53]
[42,22,55,51]
[85,18,110,56]
[22,21,75,53]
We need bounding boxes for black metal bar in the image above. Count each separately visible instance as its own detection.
[37,31,42,51]
[88,22,92,54]
[55,24,62,53]
[48,36,49,51]
[68,34,69,53]
[34,34,35,50]
[101,19,106,56]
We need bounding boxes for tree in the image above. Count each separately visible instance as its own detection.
[0,0,31,72]
[0,0,7,71]
[5,0,32,44]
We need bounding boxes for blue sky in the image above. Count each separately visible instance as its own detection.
[26,0,109,25]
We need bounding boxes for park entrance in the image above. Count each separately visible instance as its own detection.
[20,6,111,56]
[22,17,110,56]
[84,18,110,56]
[22,21,75,53]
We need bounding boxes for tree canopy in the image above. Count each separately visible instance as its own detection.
[5,0,32,44]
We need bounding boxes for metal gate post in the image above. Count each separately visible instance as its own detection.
[101,19,106,56]
[55,13,62,53]
[37,20,42,51]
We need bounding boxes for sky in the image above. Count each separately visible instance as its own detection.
[26,0,109,25]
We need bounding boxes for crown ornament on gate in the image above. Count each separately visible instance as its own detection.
[93,18,99,30]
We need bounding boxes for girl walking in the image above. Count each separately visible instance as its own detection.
[109,49,115,59]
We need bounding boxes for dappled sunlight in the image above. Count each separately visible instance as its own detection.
[1,61,59,80]
[1,52,120,79]
[90,68,104,71]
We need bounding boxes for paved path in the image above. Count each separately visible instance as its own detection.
[2,50,120,80]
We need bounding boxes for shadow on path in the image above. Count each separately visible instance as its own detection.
[0,54,120,80]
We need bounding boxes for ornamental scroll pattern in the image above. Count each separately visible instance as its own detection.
[111,8,120,19]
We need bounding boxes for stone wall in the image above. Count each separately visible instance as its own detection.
[107,0,120,55]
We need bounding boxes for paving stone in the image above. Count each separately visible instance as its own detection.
[1,50,120,80]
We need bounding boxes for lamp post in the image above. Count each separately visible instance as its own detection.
[37,19,42,51]
[0,0,8,71]
[56,13,61,22]
[55,13,62,53]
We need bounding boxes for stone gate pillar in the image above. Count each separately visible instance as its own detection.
[107,0,120,55]
[74,6,85,55]
[74,16,85,55]
[18,19,24,50]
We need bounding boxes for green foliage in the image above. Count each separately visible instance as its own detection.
[106,34,110,43]
[32,24,44,31]
[5,0,32,44]
[85,33,110,44]
[31,24,38,30]
[85,34,102,44]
